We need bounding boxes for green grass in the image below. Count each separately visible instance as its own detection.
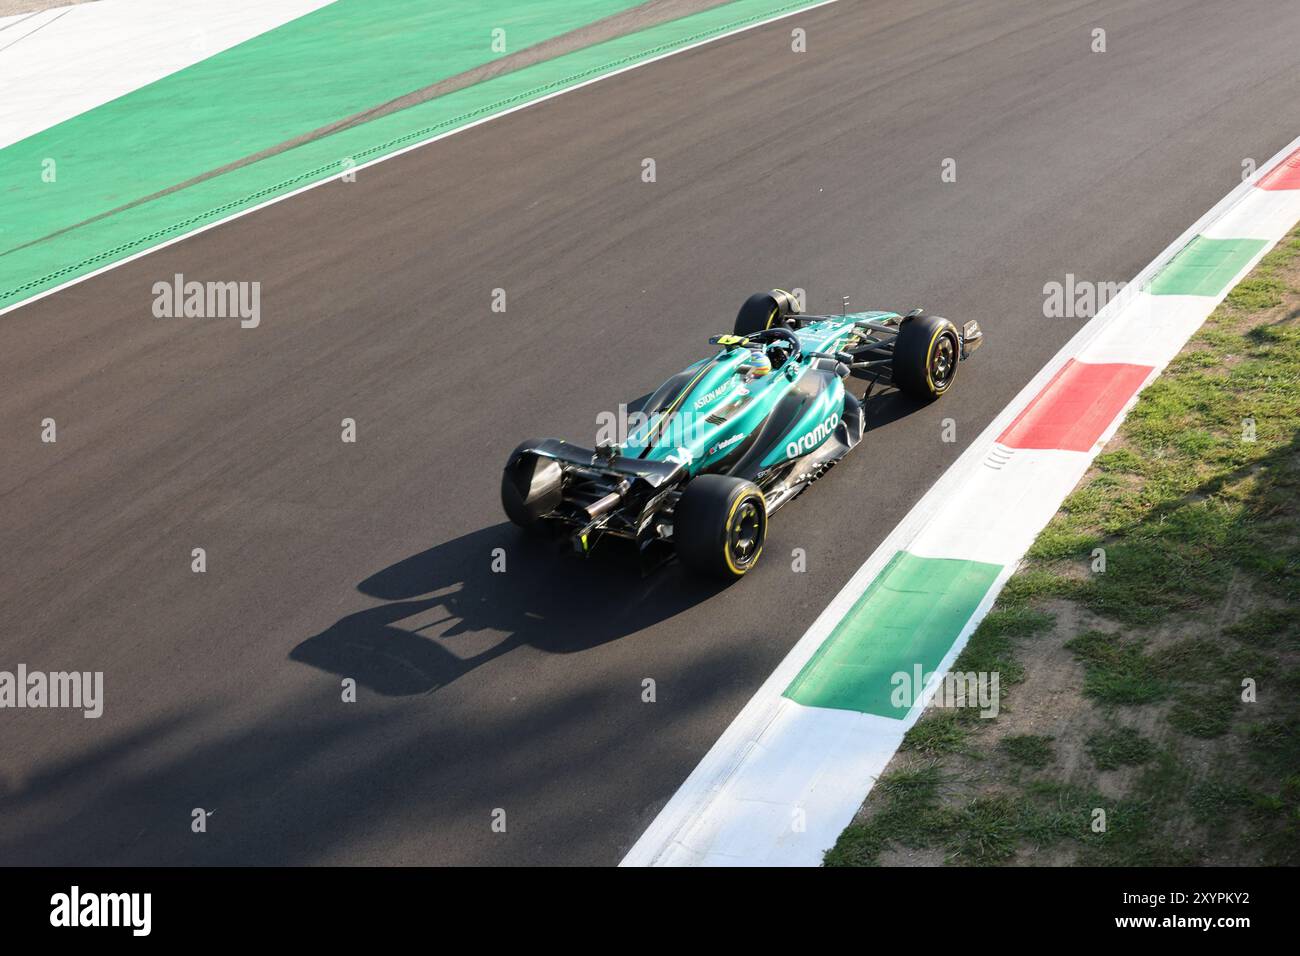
[1224,233,1300,310]
[1223,607,1300,649]
[950,796,1021,863]
[1075,751,1201,866]
[1189,778,1259,824]
[1065,631,1169,704]
[1085,726,1156,770]
[1167,691,1237,739]
[901,711,972,755]
[1000,734,1054,769]
[823,764,956,866]
[951,605,1049,684]
[827,224,1300,867]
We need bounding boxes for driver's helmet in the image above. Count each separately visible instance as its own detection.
[739,348,772,378]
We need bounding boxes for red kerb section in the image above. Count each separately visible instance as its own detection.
[1257,148,1300,190]
[998,359,1153,452]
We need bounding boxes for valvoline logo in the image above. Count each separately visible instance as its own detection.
[786,411,839,459]
[707,433,746,456]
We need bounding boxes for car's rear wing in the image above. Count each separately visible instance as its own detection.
[522,438,684,489]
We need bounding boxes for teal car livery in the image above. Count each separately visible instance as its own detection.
[502,290,983,579]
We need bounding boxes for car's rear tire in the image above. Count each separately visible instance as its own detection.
[892,313,960,400]
[734,289,800,337]
[674,474,767,579]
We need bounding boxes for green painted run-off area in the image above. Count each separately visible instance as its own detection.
[1149,236,1268,297]
[0,0,830,310]
[784,551,1002,719]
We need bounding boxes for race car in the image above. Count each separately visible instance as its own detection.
[501,290,983,579]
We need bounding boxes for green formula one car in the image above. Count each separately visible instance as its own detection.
[502,290,983,579]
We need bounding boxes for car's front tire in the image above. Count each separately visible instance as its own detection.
[892,313,960,400]
[674,475,768,579]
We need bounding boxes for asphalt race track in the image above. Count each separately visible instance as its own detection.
[2,0,1299,865]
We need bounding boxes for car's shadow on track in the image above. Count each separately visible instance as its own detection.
[290,381,922,696]
[290,522,725,696]
[854,377,933,432]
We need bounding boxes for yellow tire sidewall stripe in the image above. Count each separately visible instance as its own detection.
[722,488,767,575]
